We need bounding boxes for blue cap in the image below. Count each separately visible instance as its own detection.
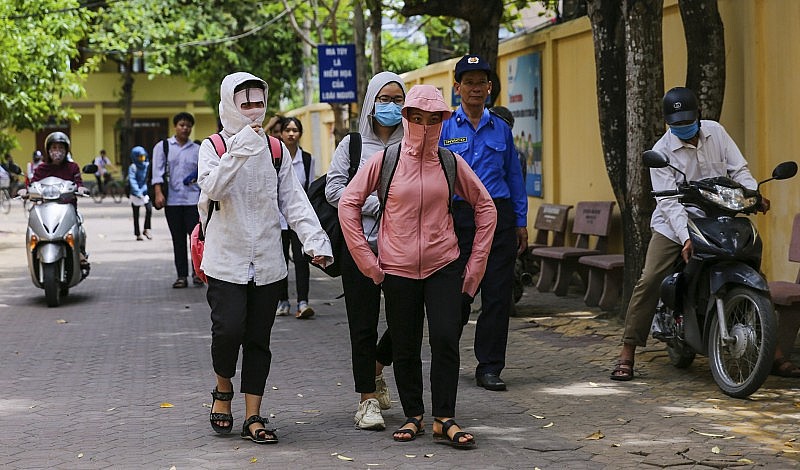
[454,54,491,82]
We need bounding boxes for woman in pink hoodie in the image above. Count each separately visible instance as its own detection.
[339,84,496,448]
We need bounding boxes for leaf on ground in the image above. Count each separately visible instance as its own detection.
[272,386,278,390]
[529,414,545,419]
[424,454,434,458]
[78,453,83,458]
[785,441,796,448]
[794,403,800,409]
[56,319,68,324]
[788,437,798,442]
[269,413,276,418]
[711,446,720,454]
[250,457,257,463]
[588,382,598,387]
[542,422,554,428]
[404,454,416,458]
[737,458,754,464]
[584,430,604,440]
[297,394,304,398]
[107,407,116,411]
[337,455,353,461]
[295,421,309,424]
[337,382,342,386]
[159,403,174,408]
[169,466,177,470]
[691,429,724,438]
[611,443,620,447]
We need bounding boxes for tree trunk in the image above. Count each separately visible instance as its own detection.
[367,0,382,76]
[302,19,314,106]
[353,0,368,113]
[679,0,725,120]
[588,0,663,316]
[119,55,135,166]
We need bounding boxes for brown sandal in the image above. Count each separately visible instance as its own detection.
[610,359,634,381]
[772,357,800,377]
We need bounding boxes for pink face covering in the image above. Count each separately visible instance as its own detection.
[233,87,267,123]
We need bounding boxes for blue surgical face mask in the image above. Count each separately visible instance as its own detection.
[669,120,699,140]
[374,102,403,127]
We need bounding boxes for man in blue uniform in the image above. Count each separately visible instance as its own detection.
[440,54,528,391]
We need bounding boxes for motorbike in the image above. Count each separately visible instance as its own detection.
[23,177,90,307]
[645,150,797,398]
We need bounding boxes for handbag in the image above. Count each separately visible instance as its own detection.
[305,132,361,277]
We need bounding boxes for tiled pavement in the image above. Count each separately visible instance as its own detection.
[0,202,798,469]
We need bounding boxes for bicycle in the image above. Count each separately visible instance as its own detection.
[90,175,124,203]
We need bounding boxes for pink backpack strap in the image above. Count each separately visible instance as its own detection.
[267,135,282,171]
[207,133,226,157]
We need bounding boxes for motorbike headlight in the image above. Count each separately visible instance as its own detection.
[698,185,758,211]
[41,184,62,199]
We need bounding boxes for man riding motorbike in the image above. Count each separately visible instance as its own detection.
[610,87,770,381]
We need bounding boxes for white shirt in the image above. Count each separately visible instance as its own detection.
[279,147,315,230]
[650,120,758,245]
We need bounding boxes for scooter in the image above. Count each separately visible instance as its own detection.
[645,150,797,398]
[24,177,90,307]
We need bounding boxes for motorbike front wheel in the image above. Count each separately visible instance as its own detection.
[42,262,62,307]
[707,287,776,398]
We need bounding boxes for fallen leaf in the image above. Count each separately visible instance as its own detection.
[169,466,177,470]
[337,382,342,386]
[691,429,724,438]
[404,455,416,458]
[56,319,68,324]
[272,386,278,390]
[589,382,598,387]
[202,403,211,408]
[297,394,304,398]
[529,414,545,419]
[584,430,604,440]
[662,415,672,418]
[424,454,434,458]
[269,414,276,418]
[542,422,554,428]
[785,441,796,448]
[789,437,798,442]
[337,455,354,461]
[611,443,620,447]
[295,421,309,424]
[711,446,720,454]
[29,405,36,409]
[78,453,83,458]
[366,464,382,467]
[107,407,116,411]
[737,458,754,464]
[250,457,257,463]
[160,403,174,408]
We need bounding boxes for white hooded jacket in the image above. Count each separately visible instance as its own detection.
[197,72,332,285]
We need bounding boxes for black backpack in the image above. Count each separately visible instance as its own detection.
[305,132,361,277]
[147,140,169,209]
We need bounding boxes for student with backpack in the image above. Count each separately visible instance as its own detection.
[275,116,316,319]
[325,72,406,431]
[339,84,497,448]
[198,72,332,445]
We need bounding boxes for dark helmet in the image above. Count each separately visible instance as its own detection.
[45,132,71,153]
[663,87,699,125]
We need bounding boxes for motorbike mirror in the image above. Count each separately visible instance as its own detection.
[642,150,670,168]
[772,161,798,180]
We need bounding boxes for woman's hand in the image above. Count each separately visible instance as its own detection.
[312,255,333,268]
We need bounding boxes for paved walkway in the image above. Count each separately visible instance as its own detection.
[0,201,798,469]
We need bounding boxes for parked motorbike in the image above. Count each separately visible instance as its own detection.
[23,177,90,307]
[645,150,797,398]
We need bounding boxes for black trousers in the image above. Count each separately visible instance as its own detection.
[165,205,199,278]
[278,229,310,303]
[341,247,393,393]
[454,198,517,377]
[382,261,462,418]
[131,202,152,236]
[207,277,280,396]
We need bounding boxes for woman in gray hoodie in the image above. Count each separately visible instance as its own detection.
[198,72,332,444]
[325,72,405,431]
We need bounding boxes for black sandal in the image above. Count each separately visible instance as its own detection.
[610,359,634,381]
[393,416,424,442]
[433,418,475,448]
[241,415,278,444]
[209,387,234,434]
[172,278,188,288]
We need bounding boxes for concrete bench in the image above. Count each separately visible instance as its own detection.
[579,254,624,311]
[768,213,800,356]
[531,201,616,296]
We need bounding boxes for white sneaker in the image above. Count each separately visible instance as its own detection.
[295,301,315,319]
[374,374,392,410]
[276,301,290,316]
[354,398,385,430]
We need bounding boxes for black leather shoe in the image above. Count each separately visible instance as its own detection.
[476,373,506,391]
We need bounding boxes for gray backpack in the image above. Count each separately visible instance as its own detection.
[377,143,457,215]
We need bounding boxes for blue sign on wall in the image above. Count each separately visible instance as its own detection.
[318,44,357,103]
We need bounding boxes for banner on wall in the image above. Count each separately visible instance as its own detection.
[506,52,543,197]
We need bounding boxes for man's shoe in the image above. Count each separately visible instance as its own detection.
[276,301,290,316]
[374,374,392,410]
[476,373,506,391]
[354,398,385,430]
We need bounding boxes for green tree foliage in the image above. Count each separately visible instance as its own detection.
[0,1,91,154]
